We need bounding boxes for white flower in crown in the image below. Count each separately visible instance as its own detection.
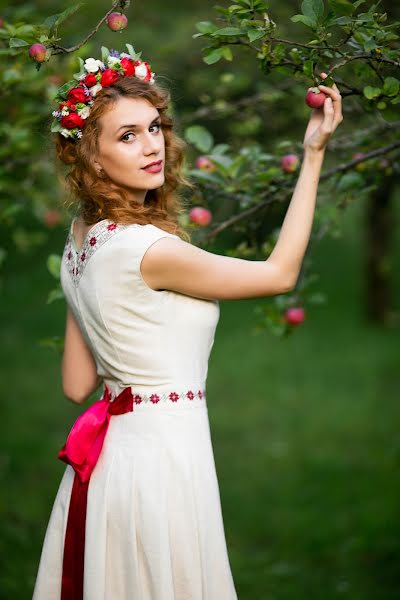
[84,58,105,73]
[90,83,103,96]
[107,56,121,67]
[61,128,74,138]
[77,106,91,119]
[135,62,148,80]
[120,52,131,59]
[61,107,70,116]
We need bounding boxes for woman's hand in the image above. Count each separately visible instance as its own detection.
[303,72,343,153]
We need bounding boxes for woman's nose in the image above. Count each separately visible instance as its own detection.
[143,132,162,154]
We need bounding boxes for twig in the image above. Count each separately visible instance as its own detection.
[50,0,125,55]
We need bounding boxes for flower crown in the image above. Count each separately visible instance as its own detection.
[51,43,155,142]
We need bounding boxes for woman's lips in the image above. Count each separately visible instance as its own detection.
[142,160,163,173]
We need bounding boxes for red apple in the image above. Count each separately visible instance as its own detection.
[106,12,128,31]
[189,207,212,226]
[305,87,327,109]
[195,156,216,172]
[352,152,367,172]
[284,307,305,326]
[43,209,62,228]
[281,153,299,173]
[28,43,48,63]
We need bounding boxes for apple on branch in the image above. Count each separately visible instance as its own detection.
[189,207,212,226]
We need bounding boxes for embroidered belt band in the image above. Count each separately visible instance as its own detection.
[57,383,206,600]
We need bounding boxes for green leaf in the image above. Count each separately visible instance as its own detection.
[311,0,324,19]
[9,38,29,47]
[328,0,355,16]
[290,14,317,28]
[383,77,399,96]
[101,46,110,64]
[301,0,316,19]
[363,86,381,99]
[41,14,61,30]
[212,27,246,36]
[337,172,364,191]
[47,254,61,279]
[184,126,214,153]
[213,144,230,154]
[51,121,63,133]
[221,46,233,61]
[125,43,137,60]
[203,47,224,65]
[55,79,78,100]
[247,29,265,42]
[303,59,314,78]
[195,21,218,34]
[52,3,85,28]
[363,38,377,51]
[47,288,64,304]
[333,16,353,24]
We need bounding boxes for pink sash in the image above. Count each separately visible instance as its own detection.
[58,385,134,600]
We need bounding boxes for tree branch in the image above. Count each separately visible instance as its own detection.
[50,0,126,55]
[199,140,400,244]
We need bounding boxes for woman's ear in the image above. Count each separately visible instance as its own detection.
[94,161,104,176]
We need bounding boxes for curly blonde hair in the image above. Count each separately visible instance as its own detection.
[53,76,194,241]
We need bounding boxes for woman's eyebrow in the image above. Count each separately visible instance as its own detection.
[115,116,161,133]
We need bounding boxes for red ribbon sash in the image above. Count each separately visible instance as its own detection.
[58,385,134,600]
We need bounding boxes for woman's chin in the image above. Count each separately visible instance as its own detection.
[148,173,165,188]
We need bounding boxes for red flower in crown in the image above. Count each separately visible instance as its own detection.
[120,57,136,76]
[101,68,120,87]
[67,87,87,104]
[84,73,97,88]
[65,100,76,110]
[61,112,85,129]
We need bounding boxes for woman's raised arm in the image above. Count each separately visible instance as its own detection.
[141,73,343,302]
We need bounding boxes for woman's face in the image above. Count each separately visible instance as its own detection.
[94,96,165,204]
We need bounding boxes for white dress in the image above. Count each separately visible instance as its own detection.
[32,218,238,600]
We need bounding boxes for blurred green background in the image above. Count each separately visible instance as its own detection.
[1,0,400,598]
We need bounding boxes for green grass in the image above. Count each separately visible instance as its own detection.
[0,198,399,599]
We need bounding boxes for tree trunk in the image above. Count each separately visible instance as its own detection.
[365,175,396,325]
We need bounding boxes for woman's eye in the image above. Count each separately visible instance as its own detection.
[121,131,134,140]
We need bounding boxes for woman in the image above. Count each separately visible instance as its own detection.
[33,45,343,599]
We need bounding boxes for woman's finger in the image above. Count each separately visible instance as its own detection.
[318,84,341,103]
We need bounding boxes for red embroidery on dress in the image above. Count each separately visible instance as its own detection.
[63,220,133,287]
[106,387,207,405]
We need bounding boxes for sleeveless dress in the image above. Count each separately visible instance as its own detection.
[32,218,238,600]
